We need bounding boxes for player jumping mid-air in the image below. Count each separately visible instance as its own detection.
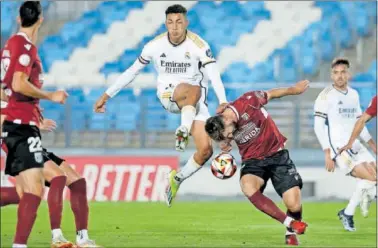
[205,80,310,246]
[94,4,228,206]
[314,58,376,232]
[0,2,68,247]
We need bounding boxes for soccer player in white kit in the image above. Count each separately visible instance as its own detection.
[314,58,377,232]
[94,5,228,206]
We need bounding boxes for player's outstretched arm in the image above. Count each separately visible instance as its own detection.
[12,72,68,104]
[266,80,309,101]
[94,59,146,113]
[339,112,373,154]
[205,62,227,105]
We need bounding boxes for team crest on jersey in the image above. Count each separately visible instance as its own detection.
[185,52,190,59]
[34,152,43,163]
[241,113,250,120]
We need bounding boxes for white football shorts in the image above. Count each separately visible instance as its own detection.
[335,145,376,175]
[157,82,210,122]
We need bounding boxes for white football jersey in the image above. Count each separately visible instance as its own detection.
[138,31,215,95]
[314,86,363,154]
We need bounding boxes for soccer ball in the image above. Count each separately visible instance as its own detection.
[210,153,237,180]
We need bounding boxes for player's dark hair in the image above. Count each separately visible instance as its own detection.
[205,116,226,142]
[331,57,350,69]
[165,4,187,16]
[19,1,42,28]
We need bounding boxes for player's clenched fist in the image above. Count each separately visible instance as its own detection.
[39,118,57,132]
[49,90,68,104]
[216,102,229,114]
[291,80,310,95]
[94,94,109,113]
[325,154,335,172]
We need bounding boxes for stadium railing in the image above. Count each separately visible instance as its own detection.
[39,82,376,149]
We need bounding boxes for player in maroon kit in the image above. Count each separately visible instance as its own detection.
[0,2,68,247]
[340,95,377,154]
[205,80,310,246]
[1,90,99,248]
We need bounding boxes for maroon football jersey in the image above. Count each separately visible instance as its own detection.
[365,95,377,117]
[229,91,287,161]
[1,32,43,125]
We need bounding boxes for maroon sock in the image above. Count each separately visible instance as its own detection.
[286,206,302,232]
[1,187,20,206]
[13,193,41,244]
[248,191,287,224]
[47,176,67,230]
[68,178,89,231]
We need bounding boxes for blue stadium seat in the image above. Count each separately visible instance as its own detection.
[300,45,320,76]
[166,114,180,131]
[352,73,375,82]
[369,61,377,79]
[89,114,113,130]
[240,1,266,19]
[70,105,88,130]
[140,89,159,105]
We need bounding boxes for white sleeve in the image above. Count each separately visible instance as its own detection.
[105,44,152,98]
[314,93,331,150]
[204,62,227,104]
[356,94,372,142]
[197,43,227,103]
[105,59,145,98]
[314,92,328,119]
[314,116,331,150]
[198,43,216,67]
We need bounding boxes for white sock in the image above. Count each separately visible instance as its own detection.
[283,216,294,228]
[175,155,202,183]
[286,230,296,235]
[368,184,377,198]
[76,229,89,243]
[52,228,63,239]
[181,105,197,132]
[12,244,27,248]
[359,180,377,198]
[344,179,372,215]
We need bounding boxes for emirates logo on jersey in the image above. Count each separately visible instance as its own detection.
[160,60,191,74]
[234,122,261,144]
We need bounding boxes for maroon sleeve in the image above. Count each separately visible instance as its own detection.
[365,96,377,117]
[11,37,34,76]
[242,91,268,108]
[230,90,268,118]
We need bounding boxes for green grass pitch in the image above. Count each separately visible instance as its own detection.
[1,202,376,247]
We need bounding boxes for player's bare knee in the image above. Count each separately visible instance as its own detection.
[241,184,259,198]
[286,201,302,212]
[174,84,201,107]
[28,179,44,197]
[43,161,66,182]
[60,162,82,185]
[186,85,201,104]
